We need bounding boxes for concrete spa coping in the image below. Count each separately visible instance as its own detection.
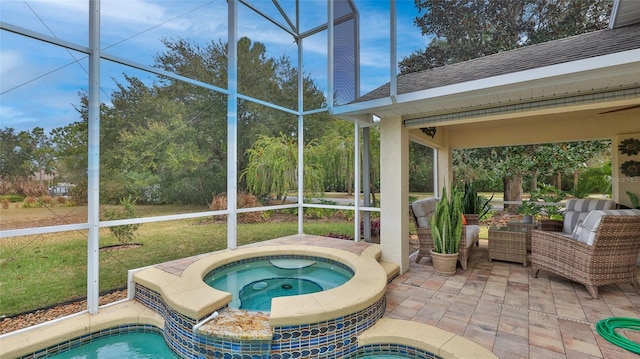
[132,244,389,326]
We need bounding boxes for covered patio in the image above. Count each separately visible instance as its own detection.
[392,238,640,359]
[333,4,640,356]
[333,1,640,274]
[2,0,640,357]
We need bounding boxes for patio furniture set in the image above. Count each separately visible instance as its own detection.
[410,197,640,299]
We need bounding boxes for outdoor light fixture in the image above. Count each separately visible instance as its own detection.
[372,114,381,123]
[421,127,436,138]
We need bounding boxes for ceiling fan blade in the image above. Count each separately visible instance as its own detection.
[599,104,640,114]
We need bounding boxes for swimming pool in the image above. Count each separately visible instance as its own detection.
[203,256,354,311]
[8,238,496,359]
[345,344,441,359]
[20,325,177,359]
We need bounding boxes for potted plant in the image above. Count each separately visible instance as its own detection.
[626,191,640,209]
[538,204,563,231]
[430,186,463,276]
[517,199,541,224]
[532,184,565,230]
[461,182,494,225]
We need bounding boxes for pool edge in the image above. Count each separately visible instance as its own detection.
[357,318,499,359]
[0,301,163,359]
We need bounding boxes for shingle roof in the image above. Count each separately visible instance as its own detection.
[355,23,640,103]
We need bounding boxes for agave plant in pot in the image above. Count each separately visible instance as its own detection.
[430,186,463,276]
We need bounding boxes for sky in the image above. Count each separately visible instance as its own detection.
[0,0,429,133]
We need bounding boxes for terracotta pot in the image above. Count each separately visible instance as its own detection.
[430,249,458,276]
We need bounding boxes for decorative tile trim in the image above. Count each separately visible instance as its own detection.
[346,343,441,359]
[17,324,164,359]
[270,297,386,359]
[135,283,386,359]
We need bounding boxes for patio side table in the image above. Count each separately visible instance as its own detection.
[506,221,537,252]
[488,226,529,266]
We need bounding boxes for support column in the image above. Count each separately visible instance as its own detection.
[435,147,452,195]
[379,117,409,273]
[87,0,101,315]
[435,129,452,195]
[227,0,238,249]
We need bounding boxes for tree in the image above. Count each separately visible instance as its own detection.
[0,128,33,193]
[454,141,610,206]
[51,36,333,204]
[401,0,612,74]
[454,146,536,209]
[28,127,56,191]
[407,1,612,203]
[242,134,324,201]
[409,142,434,193]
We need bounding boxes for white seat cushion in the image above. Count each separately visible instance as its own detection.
[562,198,615,234]
[574,209,640,245]
[411,197,439,228]
[464,225,480,246]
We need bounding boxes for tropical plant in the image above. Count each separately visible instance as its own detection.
[430,186,463,254]
[461,182,493,218]
[626,191,640,209]
[530,183,566,220]
[517,199,542,216]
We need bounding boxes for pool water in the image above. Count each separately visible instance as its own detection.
[239,277,323,311]
[347,352,435,359]
[49,332,177,358]
[204,256,353,311]
[345,346,440,359]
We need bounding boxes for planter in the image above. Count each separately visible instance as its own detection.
[522,214,533,224]
[463,213,479,225]
[430,249,458,276]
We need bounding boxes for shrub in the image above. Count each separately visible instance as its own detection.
[0,194,24,203]
[42,195,54,207]
[56,196,67,205]
[23,196,40,208]
[104,196,141,245]
[2,199,9,209]
[209,193,267,223]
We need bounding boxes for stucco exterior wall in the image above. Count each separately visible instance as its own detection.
[379,117,410,273]
[614,132,640,207]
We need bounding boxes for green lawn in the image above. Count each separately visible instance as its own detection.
[0,207,354,317]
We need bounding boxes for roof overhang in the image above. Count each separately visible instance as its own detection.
[334,0,640,129]
[333,48,640,128]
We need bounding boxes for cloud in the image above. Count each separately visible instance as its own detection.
[0,49,26,93]
[1,0,428,131]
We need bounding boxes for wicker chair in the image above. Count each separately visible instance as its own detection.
[410,200,480,270]
[531,212,640,298]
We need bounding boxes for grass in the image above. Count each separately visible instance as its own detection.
[0,205,355,317]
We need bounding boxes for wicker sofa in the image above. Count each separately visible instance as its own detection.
[531,209,640,298]
[410,197,480,270]
[558,198,616,235]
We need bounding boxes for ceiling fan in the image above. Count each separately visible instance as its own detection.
[599,104,640,114]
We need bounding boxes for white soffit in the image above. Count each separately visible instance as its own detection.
[334,49,640,120]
